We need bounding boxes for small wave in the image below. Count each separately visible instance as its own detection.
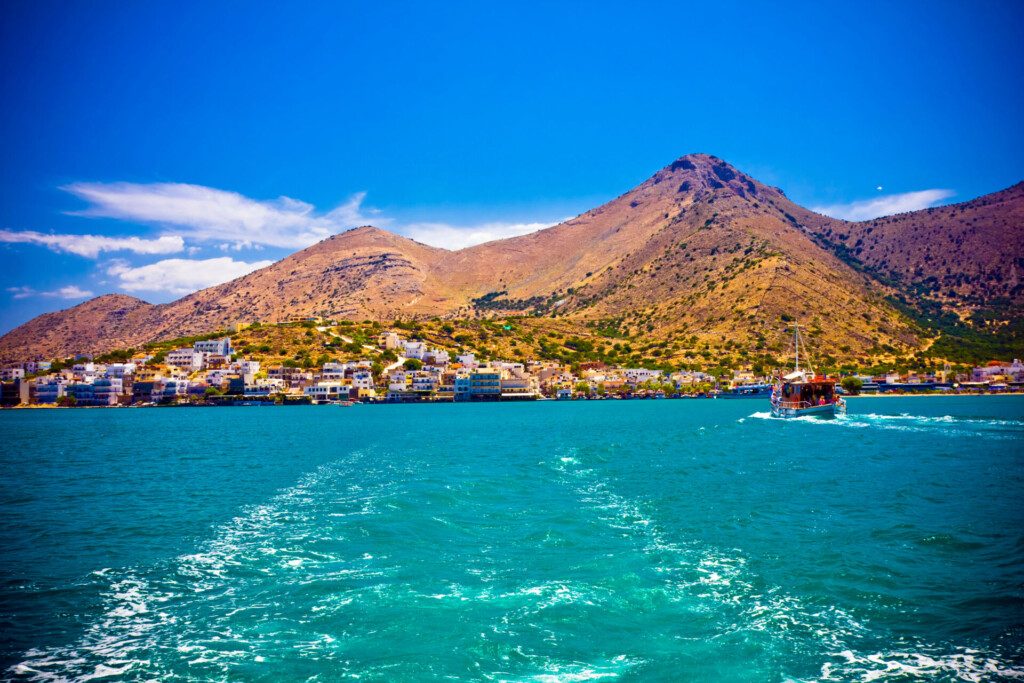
[821,647,1024,682]
[8,451,399,681]
[745,409,1023,437]
[549,448,1024,681]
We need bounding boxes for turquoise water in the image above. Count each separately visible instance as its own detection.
[1,397,1022,681]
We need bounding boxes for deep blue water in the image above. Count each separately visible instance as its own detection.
[1,397,1022,681]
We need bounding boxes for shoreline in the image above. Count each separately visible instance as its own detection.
[4,392,1023,410]
[845,392,1024,399]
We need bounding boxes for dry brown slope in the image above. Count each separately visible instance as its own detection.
[0,294,158,361]
[449,154,920,355]
[0,228,454,361]
[0,153,953,361]
[148,226,455,339]
[796,182,1024,311]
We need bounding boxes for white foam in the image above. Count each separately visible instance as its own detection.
[822,648,1024,682]
[9,451,397,680]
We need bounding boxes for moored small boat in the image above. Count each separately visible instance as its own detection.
[719,383,773,399]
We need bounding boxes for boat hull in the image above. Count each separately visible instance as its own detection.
[770,402,842,419]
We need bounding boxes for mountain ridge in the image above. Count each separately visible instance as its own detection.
[2,154,1020,364]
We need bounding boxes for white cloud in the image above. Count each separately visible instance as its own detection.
[64,182,376,250]
[6,284,94,300]
[6,286,36,299]
[0,229,184,258]
[106,256,274,295]
[401,220,560,250]
[51,285,95,299]
[58,178,568,253]
[811,189,955,221]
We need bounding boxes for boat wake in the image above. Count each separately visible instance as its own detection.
[8,450,402,681]
[546,449,1024,681]
[746,410,1024,438]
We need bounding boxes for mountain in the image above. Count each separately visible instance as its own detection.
[0,294,157,363]
[2,154,1020,364]
[798,182,1024,312]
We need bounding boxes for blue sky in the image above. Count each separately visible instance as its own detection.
[1,1,1022,334]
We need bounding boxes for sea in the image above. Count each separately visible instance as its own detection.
[1,396,1022,682]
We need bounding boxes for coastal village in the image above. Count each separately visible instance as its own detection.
[1,319,1022,408]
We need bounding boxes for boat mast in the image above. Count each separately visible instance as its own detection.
[794,324,800,372]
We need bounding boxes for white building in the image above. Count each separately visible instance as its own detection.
[623,368,663,384]
[456,353,478,369]
[236,359,260,376]
[72,362,98,380]
[411,373,438,393]
[104,363,136,378]
[378,331,401,350]
[352,370,374,390]
[973,359,1024,382]
[424,348,451,365]
[166,348,203,371]
[0,367,25,381]
[402,341,427,360]
[304,382,348,402]
[21,361,51,374]
[161,379,190,399]
[93,378,124,405]
[193,337,233,356]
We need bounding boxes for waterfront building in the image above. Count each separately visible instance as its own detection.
[304,382,348,402]
[0,379,29,406]
[67,381,120,407]
[131,380,160,404]
[454,373,471,401]
[499,376,538,400]
[973,359,1024,383]
[160,379,190,401]
[32,378,66,404]
[92,378,124,405]
[469,367,503,401]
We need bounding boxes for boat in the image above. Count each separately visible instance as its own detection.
[769,325,846,418]
[719,383,773,399]
[338,400,356,407]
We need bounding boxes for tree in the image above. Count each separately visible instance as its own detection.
[840,376,863,395]
[403,358,423,370]
[574,381,591,395]
[56,395,77,407]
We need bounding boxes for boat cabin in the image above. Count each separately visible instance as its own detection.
[776,371,836,410]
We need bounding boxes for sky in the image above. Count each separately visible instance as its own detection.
[1,1,1022,334]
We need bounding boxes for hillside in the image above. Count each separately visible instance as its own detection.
[3,153,1020,365]
[791,182,1024,361]
[800,182,1024,310]
[0,294,157,362]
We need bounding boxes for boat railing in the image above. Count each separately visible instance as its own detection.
[770,397,819,410]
